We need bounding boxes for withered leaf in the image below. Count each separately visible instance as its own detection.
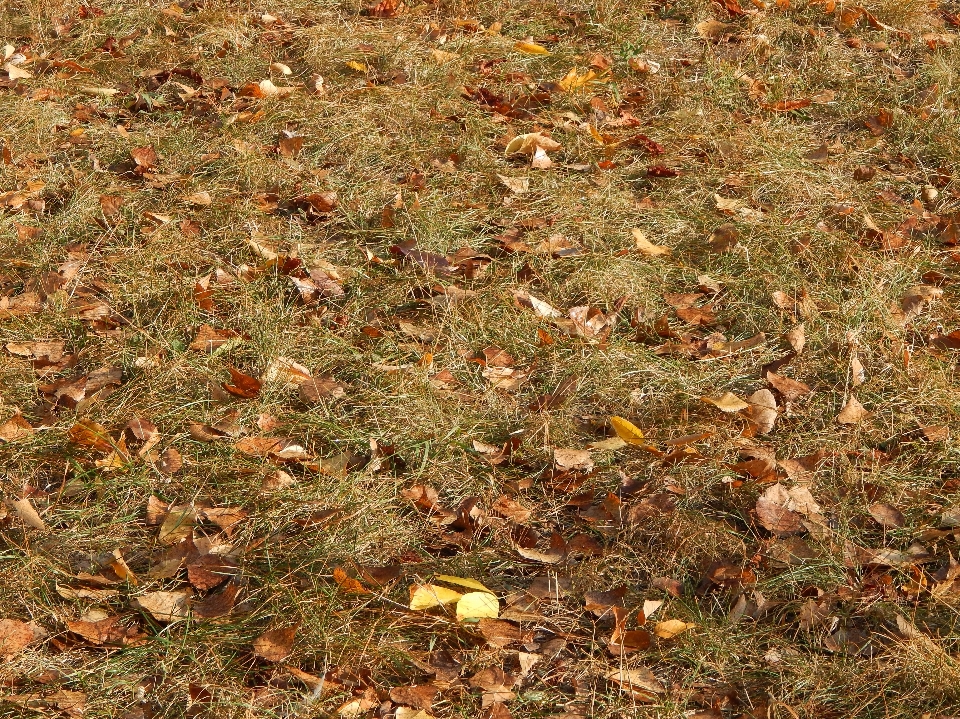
[253,625,298,662]
[707,223,739,252]
[157,446,183,474]
[134,590,192,622]
[837,395,869,424]
[299,375,347,402]
[66,615,145,647]
[756,484,803,535]
[744,389,778,434]
[868,502,905,529]
[0,413,33,443]
[0,619,47,657]
[222,366,262,398]
[234,436,311,461]
[189,324,241,352]
[191,582,240,620]
[765,371,811,401]
[478,618,526,647]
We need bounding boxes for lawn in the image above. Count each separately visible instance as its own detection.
[2,0,960,716]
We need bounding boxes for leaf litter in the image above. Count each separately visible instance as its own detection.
[1,0,960,716]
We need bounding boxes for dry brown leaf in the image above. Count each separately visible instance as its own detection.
[8,497,46,530]
[869,502,905,529]
[253,625,298,662]
[784,323,805,353]
[134,590,192,622]
[0,413,33,442]
[554,448,593,471]
[837,395,869,424]
[744,389,778,434]
[157,447,183,474]
[606,666,664,697]
[0,619,47,657]
[756,484,803,535]
[765,372,811,402]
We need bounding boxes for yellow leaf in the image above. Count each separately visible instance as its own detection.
[610,416,645,445]
[435,575,494,593]
[654,619,695,639]
[702,392,749,413]
[558,67,597,92]
[456,591,499,620]
[345,60,367,72]
[409,584,462,610]
[514,40,550,55]
[632,229,671,257]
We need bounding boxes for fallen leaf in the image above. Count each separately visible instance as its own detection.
[869,503,905,528]
[514,40,551,54]
[0,619,46,657]
[234,436,311,460]
[478,618,526,647]
[610,416,650,448]
[134,590,192,622]
[0,413,33,442]
[707,223,739,252]
[66,615,145,647]
[299,375,347,402]
[497,175,529,194]
[756,484,802,535]
[784,324,805,353]
[222,366,262,398]
[184,190,211,206]
[765,372,812,402]
[696,19,736,41]
[157,447,183,474]
[190,324,241,352]
[8,498,46,530]
[56,584,120,601]
[837,395,869,424]
[632,228,670,256]
[253,625,298,662]
[702,392,749,413]
[409,584,463,610]
[435,575,494,593]
[333,567,369,593]
[513,290,562,318]
[654,619,695,638]
[504,132,562,157]
[457,592,499,620]
[554,447,593,471]
[606,666,664,697]
[744,389,778,434]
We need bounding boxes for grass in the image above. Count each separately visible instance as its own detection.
[2,0,960,715]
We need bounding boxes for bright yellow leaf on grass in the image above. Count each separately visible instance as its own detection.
[409,584,462,610]
[557,67,598,92]
[610,416,645,445]
[515,40,551,55]
[654,619,696,639]
[345,60,367,72]
[456,592,499,620]
[435,575,494,593]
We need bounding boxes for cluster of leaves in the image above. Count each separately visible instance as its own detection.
[3,0,960,716]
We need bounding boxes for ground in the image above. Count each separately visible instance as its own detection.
[2,0,960,716]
